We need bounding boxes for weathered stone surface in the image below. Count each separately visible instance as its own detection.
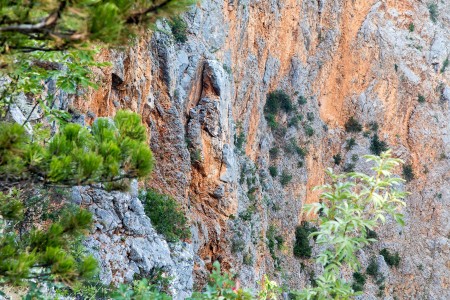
[73,0,450,298]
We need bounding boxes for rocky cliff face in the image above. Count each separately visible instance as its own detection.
[73,0,450,298]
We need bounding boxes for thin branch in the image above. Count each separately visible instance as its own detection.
[126,0,173,24]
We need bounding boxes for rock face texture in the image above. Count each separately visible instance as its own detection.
[73,184,193,299]
[72,0,450,298]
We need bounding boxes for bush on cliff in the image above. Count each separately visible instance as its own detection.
[141,189,190,242]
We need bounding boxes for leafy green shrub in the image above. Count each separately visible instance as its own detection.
[370,134,388,155]
[333,153,342,165]
[352,272,366,292]
[265,90,293,114]
[140,189,190,242]
[408,22,415,32]
[269,166,278,177]
[351,154,359,162]
[0,110,154,186]
[366,228,378,240]
[298,95,307,105]
[190,149,202,165]
[402,164,414,182]
[235,131,246,150]
[344,117,362,132]
[280,171,292,186]
[168,16,188,43]
[284,138,306,157]
[288,115,303,128]
[297,151,406,298]
[304,125,314,137]
[366,258,379,277]
[380,249,400,267]
[266,113,279,130]
[269,147,279,159]
[428,3,438,23]
[418,94,426,103]
[293,223,316,259]
[345,137,357,150]
[306,112,314,122]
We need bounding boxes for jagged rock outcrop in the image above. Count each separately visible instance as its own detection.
[69,0,450,298]
[73,184,193,299]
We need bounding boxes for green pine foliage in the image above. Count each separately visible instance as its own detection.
[140,189,190,242]
[0,110,154,186]
[0,0,195,119]
[0,190,96,285]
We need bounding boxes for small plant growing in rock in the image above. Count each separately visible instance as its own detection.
[370,134,388,155]
[402,164,414,182]
[306,112,314,122]
[345,137,357,150]
[141,189,190,242]
[344,117,363,132]
[333,153,342,165]
[428,3,438,23]
[343,163,355,172]
[380,249,401,267]
[369,121,379,132]
[269,147,279,159]
[265,90,293,114]
[418,94,426,103]
[168,16,188,43]
[304,125,314,137]
[280,171,292,186]
[293,222,316,259]
[298,95,307,105]
[441,57,449,73]
[243,252,254,266]
[266,113,279,130]
[269,166,278,177]
[352,272,366,292]
[366,258,379,277]
[408,22,415,32]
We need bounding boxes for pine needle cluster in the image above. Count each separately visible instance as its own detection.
[0,110,154,186]
[0,189,97,285]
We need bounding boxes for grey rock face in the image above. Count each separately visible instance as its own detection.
[73,186,194,299]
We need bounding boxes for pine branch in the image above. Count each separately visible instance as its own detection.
[126,0,174,24]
